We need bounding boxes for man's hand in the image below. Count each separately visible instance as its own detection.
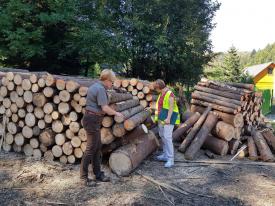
[164,118,170,125]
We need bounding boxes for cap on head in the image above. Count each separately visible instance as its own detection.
[154,79,166,90]
[100,69,116,82]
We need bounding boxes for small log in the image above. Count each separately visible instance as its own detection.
[40,144,48,153]
[22,79,32,91]
[78,128,87,141]
[247,136,258,160]
[172,112,201,142]
[14,133,24,146]
[44,151,54,162]
[53,95,61,104]
[13,143,22,152]
[59,155,68,164]
[69,111,78,122]
[130,78,138,86]
[108,92,133,104]
[7,122,19,135]
[228,139,240,155]
[0,86,8,97]
[33,93,47,107]
[26,104,34,113]
[52,145,63,158]
[30,138,39,149]
[15,97,25,109]
[22,126,33,139]
[31,84,39,93]
[73,93,81,102]
[18,120,25,128]
[67,155,76,164]
[102,116,114,128]
[79,97,86,106]
[112,123,126,137]
[70,100,82,113]
[10,103,18,113]
[6,72,14,81]
[34,107,44,119]
[74,148,83,159]
[69,122,80,133]
[101,127,115,144]
[43,103,55,114]
[59,90,71,102]
[178,107,212,153]
[66,129,74,139]
[10,91,19,103]
[79,86,88,96]
[191,99,237,114]
[55,133,66,146]
[25,113,36,127]
[132,89,138,96]
[45,74,55,87]
[58,102,71,114]
[251,129,274,162]
[38,120,46,129]
[61,115,71,126]
[38,78,46,88]
[39,129,55,147]
[184,112,218,160]
[29,74,38,84]
[23,91,33,103]
[51,111,60,120]
[114,105,144,123]
[23,144,33,156]
[43,87,55,98]
[52,120,64,133]
[113,79,122,88]
[121,79,130,88]
[7,81,15,91]
[137,92,145,99]
[32,126,41,136]
[110,99,139,112]
[6,109,12,118]
[16,86,24,96]
[13,74,22,85]
[62,142,73,155]
[5,133,14,145]
[124,110,150,131]
[127,85,134,92]
[44,114,52,124]
[66,80,80,93]
[202,135,229,156]
[109,131,158,176]
[56,79,66,91]
[213,121,235,141]
[142,86,150,94]
[80,142,87,152]
[33,149,42,160]
[3,98,11,109]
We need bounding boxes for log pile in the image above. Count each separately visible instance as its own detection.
[174,78,274,161]
[0,71,157,166]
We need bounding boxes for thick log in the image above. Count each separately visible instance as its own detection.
[226,82,254,91]
[112,123,126,137]
[113,79,122,88]
[172,112,201,142]
[78,128,87,141]
[6,72,14,81]
[178,107,212,153]
[67,155,76,164]
[59,155,68,164]
[23,91,33,103]
[107,92,133,104]
[7,81,15,91]
[71,137,82,148]
[79,86,88,96]
[56,79,66,91]
[59,90,71,102]
[251,129,274,162]
[121,79,130,88]
[261,130,275,151]
[5,133,14,145]
[69,122,80,133]
[43,87,55,98]
[65,129,74,139]
[114,105,144,123]
[184,112,218,160]
[202,135,229,156]
[194,85,242,100]
[101,127,115,144]
[102,116,114,128]
[191,99,237,114]
[43,103,55,114]
[7,122,20,135]
[142,86,150,94]
[52,145,63,158]
[58,102,71,114]
[13,74,22,85]
[124,110,150,131]
[247,136,258,160]
[228,139,240,155]
[55,133,66,146]
[213,121,235,141]
[65,80,80,93]
[192,92,241,110]
[74,148,83,159]
[33,93,47,107]
[25,113,36,127]
[34,107,44,119]
[22,79,32,91]
[109,131,158,176]
[39,129,55,147]
[14,133,24,146]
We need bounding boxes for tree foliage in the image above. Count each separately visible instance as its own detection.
[0,0,220,84]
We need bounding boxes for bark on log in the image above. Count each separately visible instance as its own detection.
[109,131,158,176]
[202,135,229,156]
[228,139,240,155]
[191,99,237,114]
[114,105,144,123]
[184,112,218,160]
[124,110,150,131]
[178,107,212,153]
[107,92,133,103]
[251,129,274,162]
[261,130,275,151]
[247,136,258,160]
[226,82,254,91]
[213,121,235,141]
[110,99,140,112]
[172,112,201,142]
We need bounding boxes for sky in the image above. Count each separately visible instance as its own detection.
[210,0,275,52]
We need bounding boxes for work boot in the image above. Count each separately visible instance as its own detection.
[96,172,110,182]
[80,178,96,187]
[156,154,168,162]
[164,159,174,168]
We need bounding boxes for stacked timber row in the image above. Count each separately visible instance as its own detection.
[173,78,274,162]
[0,71,157,166]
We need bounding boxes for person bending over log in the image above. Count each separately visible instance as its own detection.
[80,69,124,187]
[154,79,180,168]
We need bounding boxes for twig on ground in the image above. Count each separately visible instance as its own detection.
[158,185,175,206]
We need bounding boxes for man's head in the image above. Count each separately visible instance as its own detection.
[153,79,166,92]
[100,69,116,89]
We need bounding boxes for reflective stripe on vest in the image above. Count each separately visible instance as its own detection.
[154,90,180,125]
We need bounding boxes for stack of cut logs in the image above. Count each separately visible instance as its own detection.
[173,78,275,162]
[0,71,159,171]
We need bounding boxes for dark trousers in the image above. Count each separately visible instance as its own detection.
[80,113,103,179]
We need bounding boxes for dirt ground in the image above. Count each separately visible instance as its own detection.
[0,150,274,206]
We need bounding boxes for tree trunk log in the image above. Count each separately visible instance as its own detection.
[184,112,218,160]
[107,92,133,103]
[112,123,126,137]
[74,148,83,158]
[228,139,240,155]
[202,135,229,156]
[62,142,73,155]
[23,144,33,156]
[52,120,64,133]
[39,129,55,147]
[22,126,33,139]
[191,99,237,114]
[115,105,144,123]
[261,130,275,151]
[124,110,150,131]
[33,93,47,107]
[247,136,258,160]
[213,121,235,141]
[101,127,115,144]
[172,112,201,142]
[109,131,158,176]
[178,107,212,153]
[52,145,63,157]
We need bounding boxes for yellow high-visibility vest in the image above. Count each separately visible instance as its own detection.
[154,90,180,125]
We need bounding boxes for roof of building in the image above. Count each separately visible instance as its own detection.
[244,62,274,77]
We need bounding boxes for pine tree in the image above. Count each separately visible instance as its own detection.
[223,46,242,82]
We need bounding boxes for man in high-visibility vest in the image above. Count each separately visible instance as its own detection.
[153,79,180,168]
